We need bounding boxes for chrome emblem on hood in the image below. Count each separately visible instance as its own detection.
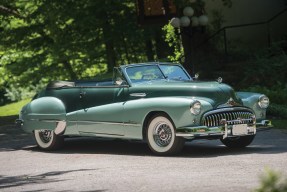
[227,97,239,106]
[217,97,240,108]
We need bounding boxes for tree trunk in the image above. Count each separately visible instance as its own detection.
[181,29,193,75]
[122,33,130,64]
[145,39,154,61]
[63,60,77,80]
[155,30,167,60]
[103,22,117,72]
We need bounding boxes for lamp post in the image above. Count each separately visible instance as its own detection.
[170,5,209,75]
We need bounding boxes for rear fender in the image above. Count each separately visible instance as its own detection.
[20,97,66,133]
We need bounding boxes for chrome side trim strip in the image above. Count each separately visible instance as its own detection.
[124,123,142,127]
[27,119,141,127]
[27,119,67,135]
[28,119,60,122]
[79,131,124,137]
[129,93,147,97]
[71,120,142,127]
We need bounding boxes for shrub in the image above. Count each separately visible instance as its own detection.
[253,168,287,192]
[239,42,287,88]
[242,85,287,106]
[268,104,287,119]
[4,82,46,102]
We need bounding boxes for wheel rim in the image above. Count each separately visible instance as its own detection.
[38,130,53,143]
[153,122,172,147]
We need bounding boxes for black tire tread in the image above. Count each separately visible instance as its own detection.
[220,135,255,148]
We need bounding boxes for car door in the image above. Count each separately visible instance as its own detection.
[76,84,128,137]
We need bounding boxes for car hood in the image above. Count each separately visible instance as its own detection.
[129,80,242,108]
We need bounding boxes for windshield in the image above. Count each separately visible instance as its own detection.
[125,64,191,84]
[126,65,166,83]
[159,65,191,81]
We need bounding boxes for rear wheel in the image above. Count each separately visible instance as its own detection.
[34,130,64,150]
[220,135,255,148]
[146,115,185,155]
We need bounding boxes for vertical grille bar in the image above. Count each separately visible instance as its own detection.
[203,110,254,127]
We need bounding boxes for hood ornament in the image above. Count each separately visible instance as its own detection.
[227,97,239,106]
[218,97,240,108]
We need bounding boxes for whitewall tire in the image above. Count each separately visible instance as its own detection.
[147,115,185,155]
[34,130,64,150]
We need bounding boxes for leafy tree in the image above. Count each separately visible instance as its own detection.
[0,0,169,103]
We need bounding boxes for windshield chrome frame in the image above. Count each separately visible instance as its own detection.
[120,63,192,86]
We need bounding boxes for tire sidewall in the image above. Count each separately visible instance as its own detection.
[34,130,56,149]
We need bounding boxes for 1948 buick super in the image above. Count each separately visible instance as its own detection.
[16,62,272,155]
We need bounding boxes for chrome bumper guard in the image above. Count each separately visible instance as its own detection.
[15,119,24,129]
[256,120,273,131]
[176,119,273,139]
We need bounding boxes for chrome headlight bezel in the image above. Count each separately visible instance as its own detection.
[190,101,201,115]
[258,95,269,109]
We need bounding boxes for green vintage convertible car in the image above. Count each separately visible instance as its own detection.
[16,62,272,155]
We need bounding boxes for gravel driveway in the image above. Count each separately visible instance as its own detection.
[0,121,287,192]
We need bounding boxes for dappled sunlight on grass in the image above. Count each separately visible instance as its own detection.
[0,99,30,116]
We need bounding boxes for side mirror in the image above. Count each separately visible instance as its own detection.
[194,73,199,80]
[115,77,123,86]
[114,77,128,86]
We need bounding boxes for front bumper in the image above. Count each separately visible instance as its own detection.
[176,119,273,139]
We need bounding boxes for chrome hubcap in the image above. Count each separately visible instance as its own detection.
[38,130,52,143]
[153,123,172,147]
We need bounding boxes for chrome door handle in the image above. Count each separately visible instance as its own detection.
[79,91,86,99]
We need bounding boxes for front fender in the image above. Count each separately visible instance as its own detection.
[236,92,267,121]
[123,97,213,129]
[20,97,66,133]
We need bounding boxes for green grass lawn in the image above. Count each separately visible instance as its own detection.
[272,119,287,129]
[0,99,31,116]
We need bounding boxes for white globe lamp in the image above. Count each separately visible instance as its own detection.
[170,17,180,28]
[180,16,190,27]
[198,15,209,26]
[183,6,194,17]
[191,16,199,27]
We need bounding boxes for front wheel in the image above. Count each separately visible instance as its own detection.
[220,135,255,148]
[34,130,64,150]
[146,115,185,155]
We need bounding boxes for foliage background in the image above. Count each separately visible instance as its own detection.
[0,0,173,105]
[1,0,286,120]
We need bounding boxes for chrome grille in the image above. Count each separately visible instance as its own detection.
[202,108,254,127]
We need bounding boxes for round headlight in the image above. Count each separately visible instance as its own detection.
[258,95,269,109]
[190,101,201,115]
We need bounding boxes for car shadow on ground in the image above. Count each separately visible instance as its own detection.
[20,130,287,158]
